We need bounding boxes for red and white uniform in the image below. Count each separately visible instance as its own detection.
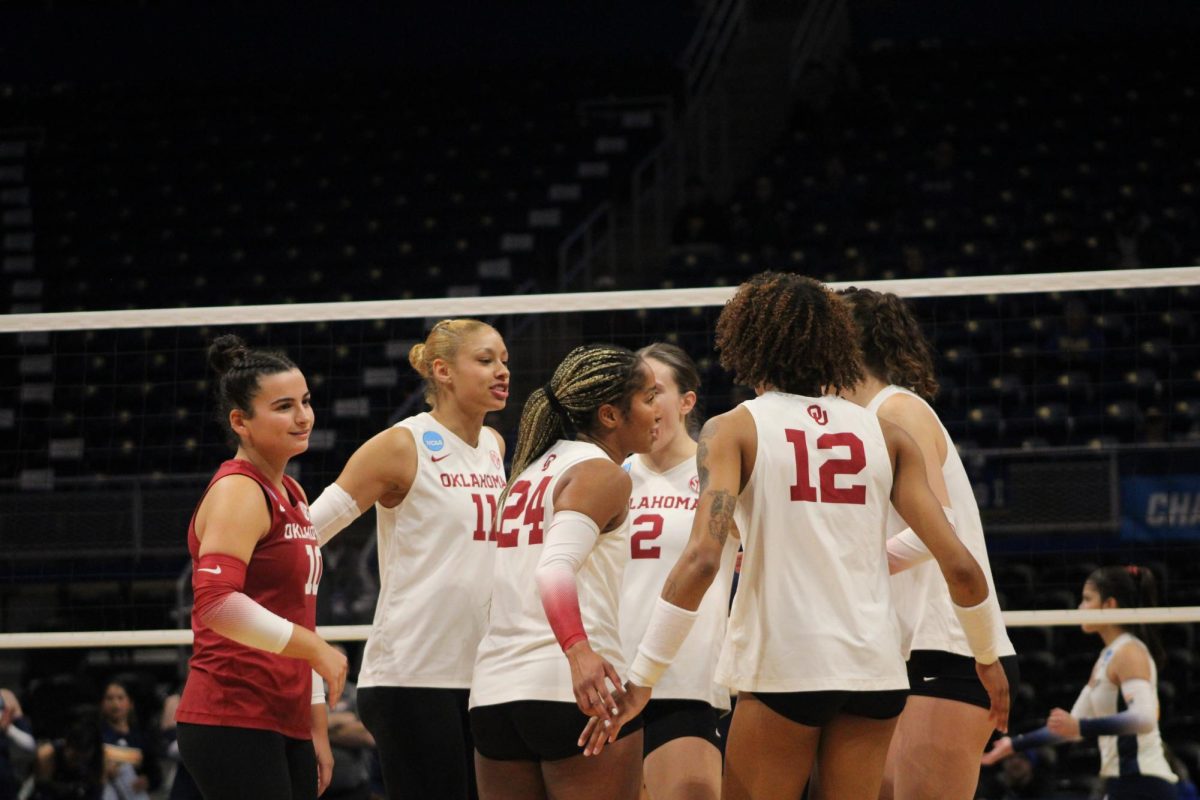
[620,455,736,709]
[867,385,1015,660]
[358,413,505,689]
[471,440,628,708]
[177,459,320,739]
[716,392,907,693]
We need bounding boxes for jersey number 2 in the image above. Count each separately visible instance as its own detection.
[630,513,663,559]
[785,429,867,505]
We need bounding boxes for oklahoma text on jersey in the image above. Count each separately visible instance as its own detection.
[629,494,699,511]
[439,472,506,489]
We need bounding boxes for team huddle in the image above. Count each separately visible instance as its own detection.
[176,272,1177,800]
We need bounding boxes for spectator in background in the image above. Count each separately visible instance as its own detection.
[322,645,375,800]
[31,710,106,800]
[976,749,1055,799]
[1,688,35,800]
[99,679,162,800]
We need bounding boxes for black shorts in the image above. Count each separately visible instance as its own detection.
[470,701,644,762]
[906,651,1021,711]
[751,689,908,727]
[641,700,723,756]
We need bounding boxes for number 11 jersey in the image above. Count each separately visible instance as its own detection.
[716,392,907,693]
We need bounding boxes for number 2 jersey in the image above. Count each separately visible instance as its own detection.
[471,440,629,708]
[716,391,908,693]
[177,458,319,739]
[620,454,736,710]
[357,413,506,689]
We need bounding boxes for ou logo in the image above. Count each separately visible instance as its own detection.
[807,404,828,426]
[541,454,558,471]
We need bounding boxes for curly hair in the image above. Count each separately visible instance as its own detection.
[839,287,939,401]
[715,272,863,396]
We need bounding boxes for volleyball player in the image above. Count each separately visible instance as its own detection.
[619,343,734,800]
[983,566,1177,799]
[469,344,661,800]
[306,319,509,800]
[582,273,1009,800]
[176,335,348,800]
[839,287,1018,800]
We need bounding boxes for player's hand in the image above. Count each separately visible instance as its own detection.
[976,659,1010,732]
[314,735,334,796]
[566,641,622,722]
[579,682,651,757]
[311,641,348,709]
[1047,707,1080,739]
[981,735,1013,766]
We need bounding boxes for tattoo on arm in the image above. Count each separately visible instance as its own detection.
[706,490,736,547]
[696,417,720,494]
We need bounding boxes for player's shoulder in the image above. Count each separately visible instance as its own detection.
[877,390,939,428]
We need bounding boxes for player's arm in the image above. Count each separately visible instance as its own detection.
[540,460,632,720]
[1047,645,1158,740]
[311,701,334,796]
[194,476,348,705]
[308,426,418,545]
[877,395,953,573]
[630,408,750,686]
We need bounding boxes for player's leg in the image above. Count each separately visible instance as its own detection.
[886,696,992,800]
[810,713,898,800]
[284,734,319,800]
[474,753,547,800]
[640,701,722,800]
[358,686,473,800]
[809,690,906,800]
[722,692,823,800]
[643,736,721,800]
[177,723,292,800]
[540,731,645,800]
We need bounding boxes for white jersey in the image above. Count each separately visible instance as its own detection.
[471,440,629,708]
[868,386,1015,660]
[619,454,736,710]
[716,392,907,693]
[1071,634,1176,783]
[358,413,505,689]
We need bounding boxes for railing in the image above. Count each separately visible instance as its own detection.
[556,202,616,291]
[789,0,850,84]
[3,443,1198,559]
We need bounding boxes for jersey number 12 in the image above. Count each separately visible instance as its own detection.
[785,429,867,505]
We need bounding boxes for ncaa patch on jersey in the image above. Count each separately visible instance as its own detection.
[422,431,445,452]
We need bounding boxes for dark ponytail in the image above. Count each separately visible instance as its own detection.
[1087,564,1166,669]
[207,334,298,448]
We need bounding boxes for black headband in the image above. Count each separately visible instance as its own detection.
[543,383,576,437]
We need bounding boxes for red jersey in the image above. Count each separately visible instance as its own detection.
[176,459,321,739]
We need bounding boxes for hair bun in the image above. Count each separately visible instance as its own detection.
[408,342,429,376]
[208,334,250,376]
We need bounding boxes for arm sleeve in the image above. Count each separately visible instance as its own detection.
[192,553,294,654]
[1010,726,1067,751]
[6,718,34,753]
[886,506,956,574]
[951,592,1005,665]
[1078,679,1158,737]
[535,510,600,652]
[309,483,362,547]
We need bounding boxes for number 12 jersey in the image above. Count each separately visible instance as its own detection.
[716,392,907,693]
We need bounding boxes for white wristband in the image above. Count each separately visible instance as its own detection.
[309,483,361,547]
[952,594,1003,665]
[311,668,326,706]
[628,597,700,688]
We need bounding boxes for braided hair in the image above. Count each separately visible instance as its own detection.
[1088,564,1166,668]
[716,271,864,396]
[207,334,298,448]
[502,344,644,502]
[839,287,939,401]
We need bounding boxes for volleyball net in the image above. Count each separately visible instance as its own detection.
[3,267,1200,719]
